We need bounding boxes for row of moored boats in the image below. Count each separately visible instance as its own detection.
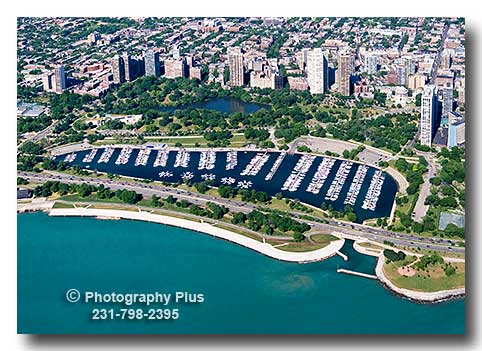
[63,148,386,211]
[281,154,316,192]
[361,170,385,211]
[324,161,353,201]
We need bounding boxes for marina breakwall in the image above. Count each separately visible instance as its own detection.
[48,207,345,263]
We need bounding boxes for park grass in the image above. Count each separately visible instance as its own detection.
[358,241,384,251]
[310,234,339,245]
[52,202,75,209]
[276,242,328,252]
[383,257,465,292]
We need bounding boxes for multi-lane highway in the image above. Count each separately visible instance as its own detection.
[18,170,464,254]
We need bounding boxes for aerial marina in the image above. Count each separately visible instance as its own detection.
[97,147,114,164]
[225,150,238,170]
[265,151,286,181]
[198,149,216,170]
[158,171,173,178]
[174,149,191,168]
[281,154,316,192]
[64,152,77,163]
[115,147,133,165]
[362,170,385,211]
[134,148,152,166]
[240,152,270,176]
[344,165,368,206]
[306,157,336,195]
[221,177,236,185]
[55,147,397,221]
[153,149,169,168]
[324,161,353,201]
[82,149,97,163]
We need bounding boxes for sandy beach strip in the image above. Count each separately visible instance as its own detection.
[48,207,345,263]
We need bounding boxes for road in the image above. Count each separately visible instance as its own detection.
[18,121,58,148]
[412,150,438,222]
[18,170,464,254]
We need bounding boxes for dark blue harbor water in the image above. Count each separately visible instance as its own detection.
[57,149,397,222]
[18,213,465,334]
[158,97,271,114]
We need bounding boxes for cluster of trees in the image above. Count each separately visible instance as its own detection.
[50,92,92,120]
[216,185,271,204]
[19,141,44,155]
[326,113,418,153]
[394,157,428,195]
[383,249,406,262]
[274,122,308,143]
[231,210,310,237]
[342,145,365,160]
[18,114,52,134]
[244,128,270,143]
[203,130,233,147]
[31,181,142,204]
[414,254,444,270]
[319,202,357,222]
[443,263,457,276]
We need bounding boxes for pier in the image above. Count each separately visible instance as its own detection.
[336,251,348,261]
[336,268,378,280]
[265,152,286,181]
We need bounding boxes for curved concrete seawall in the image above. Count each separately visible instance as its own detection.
[48,208,345,263]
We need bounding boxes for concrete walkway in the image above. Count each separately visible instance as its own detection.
[48,207,345,263]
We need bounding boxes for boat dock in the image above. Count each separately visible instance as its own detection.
[336,268,378,280]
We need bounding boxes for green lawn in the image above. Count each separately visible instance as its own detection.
[310,234,339,245]
[383,257,465,292]
[276,242,328,252]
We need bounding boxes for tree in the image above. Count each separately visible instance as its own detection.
[293,232,305,242]
[19,141,44,155]
[231,212,247,224]
[383,249,406,262]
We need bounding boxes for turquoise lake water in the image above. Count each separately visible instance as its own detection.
[17,212,465,334]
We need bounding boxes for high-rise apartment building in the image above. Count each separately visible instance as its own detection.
[54,65,66,93]
[420,85,438,147]
[111,55,125,84]
[408,74,426,91]
[249,60,283,90]
[144,50,161,77]
[396,65,408,86]
[441,85,454,126]
[306,48,328,95]
[123,53,134,82]
[228,47,244,87]
[42,72,54,92]
[365,54,378,74]
[164,58,187,79]
[337,51,352,96]
[296,48,310,71]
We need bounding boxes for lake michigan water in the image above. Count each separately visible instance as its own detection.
[17,212,465,334]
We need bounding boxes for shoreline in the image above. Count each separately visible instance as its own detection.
[47,207,345,263]
[352,241,465,303]
[375,256,465,303]
[18,205,465,303]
